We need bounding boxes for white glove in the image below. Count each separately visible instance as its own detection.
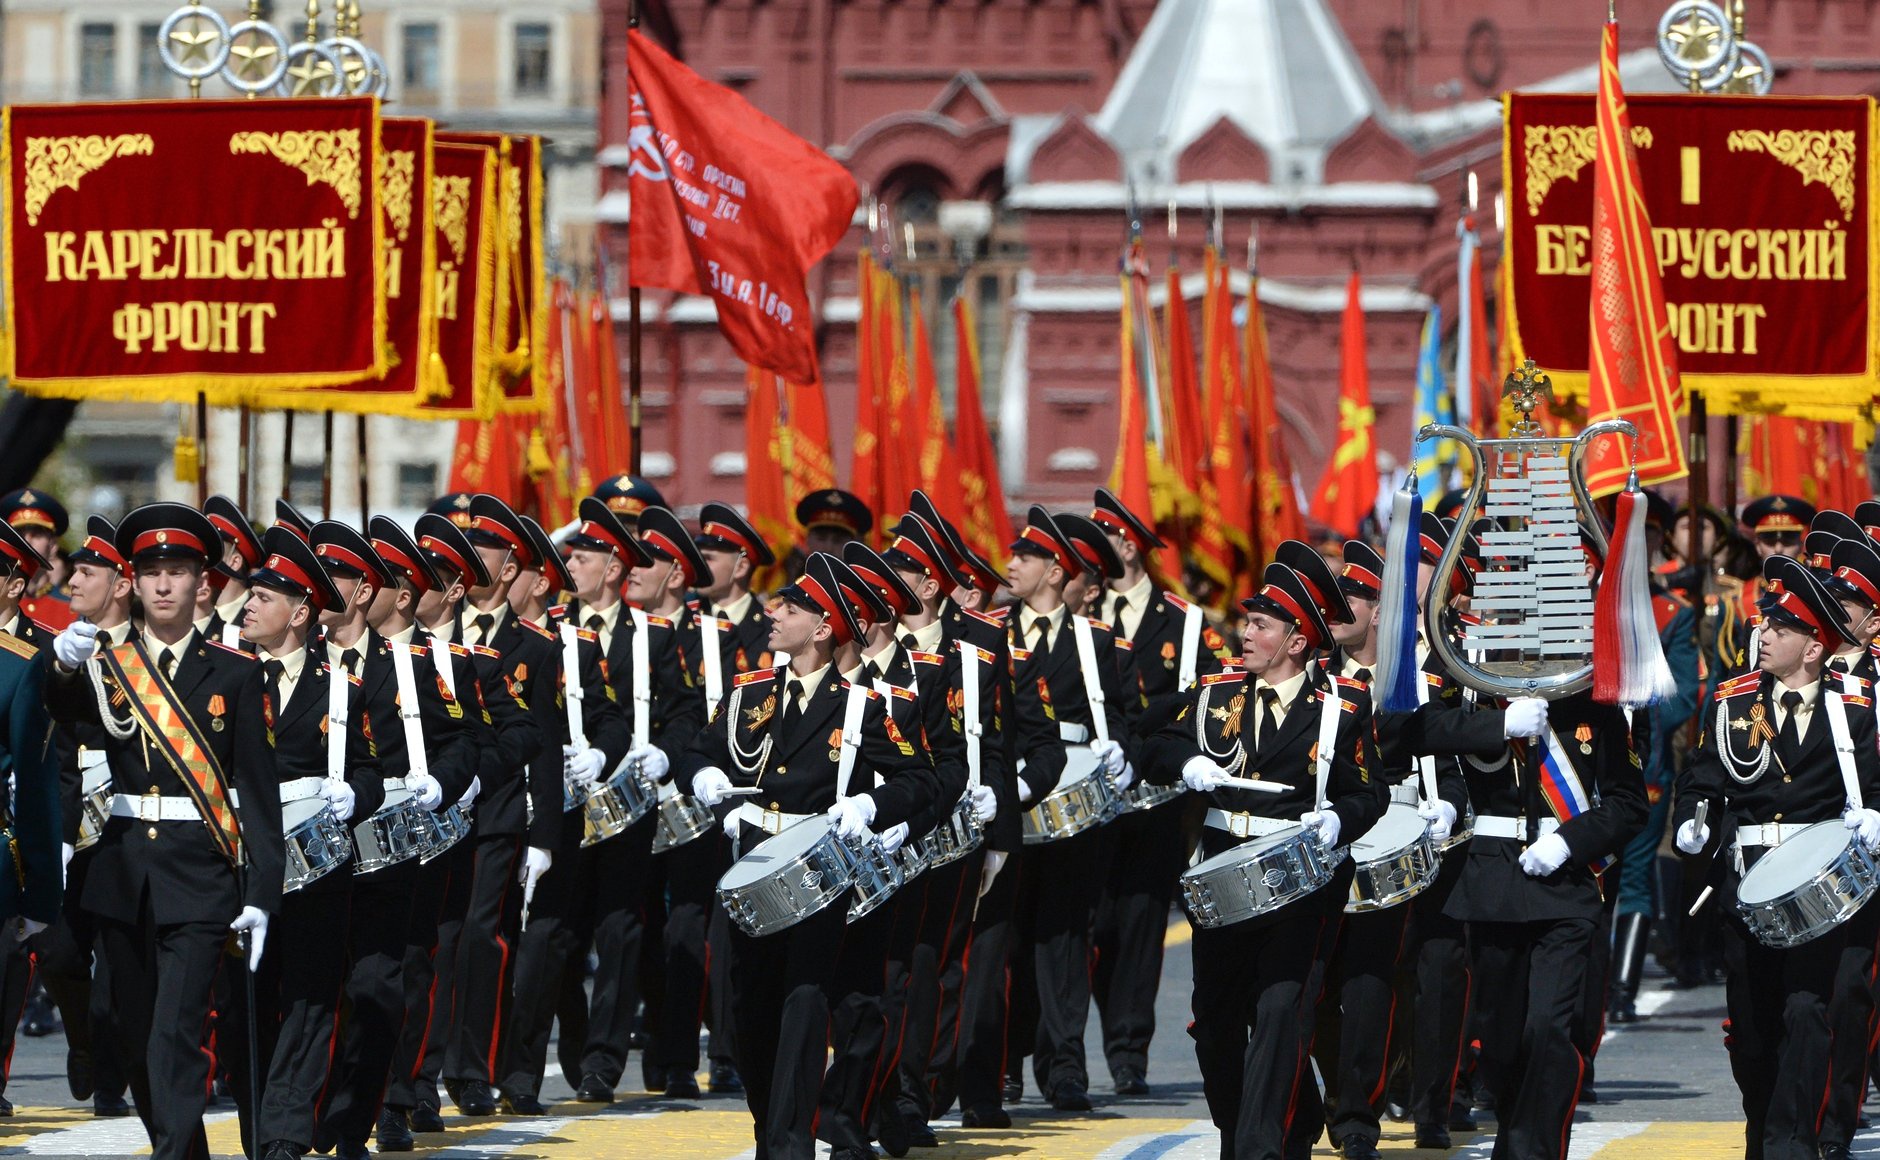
[1846,808,1880,853]
[878,822,910,855]
[405,772,443,811]
[1091,739,1126,777]
[1114,762,1137,792]
[563,745,606,788]
[53,620,99,668]
[14,917,45,943]
[828,795,877,842]
[969,783,998,825]
[1018,776,1041,805]
[692,767,733,807]
[629,744,671,784]
[1301,808,1341,847]
[458,775,481,806]
[979,849,1008,899]
[320,777,358,822]
[1502,697,1549,739]
[230,906,268,971]
[1518,832,1572,877]
[1418,800,1458,845]
[1675,819,1711,855]
[1182,757,1229,793]
[518,846,552,890]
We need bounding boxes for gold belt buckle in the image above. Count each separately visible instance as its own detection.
[1229,813,1252,839]
[763,809,784,835]
[1767,824,1784,847]
[139,792,161,823]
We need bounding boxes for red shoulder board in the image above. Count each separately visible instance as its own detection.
[470,644,501,659]
[207,640,254,660]
[408,644,429,657]
[1718,673,1762,698]
[1844,694,1874,708]
[645,614,673,629]
[1316,689,1359,711]
[733,669,775,687]
[446,642,469,656]
[1458,612,1484,626]
[888,685,917,701]
[910,651,944,665]
[1166,593,1193,613]
[547,603,568,618]
[1086,618,1114,633]
[1114,638,1134,651]
[964,608,1004,627]
[574,627,599,643]
[685,596,702,611]
[843,683,882,701]
[1423,671,1445,688]
[1330,675,1366,692]
[1200,672,1241,687]
[524,619,556,641]
[1836,672,1873,691]
[1010,648,1032,662]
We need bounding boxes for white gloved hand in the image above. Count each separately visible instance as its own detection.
[1018,776,1041,805]
[1675,819,1711,855]
[722,810,740,838]
[15,917,45,943]
[1182,757,1230,793]
[518,845,552,890]
[1518,832,1572,877]
[969,783,998,825]
[1418,800,1458,845]
[878,822,910,855]
[1114,762,1137,792]
[1846,808,1880,853]
[828,795,877,842]
[691,767,733,807]
[979,849,1008,899]
[458,775,481,806]
[628,744,671,784]
[1301,808,1341,847]
[405,772,443,811]
[1502,697,1549,739]
[1091,739,1126,777]
[53,620,99,668]
[320,777,358,822]
[230,906,268,971]
[563,744,606,787]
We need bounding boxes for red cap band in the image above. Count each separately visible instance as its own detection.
[888,535,940,578]
[0,538,39,577]
[1258,582,1322,648]
[314,543,386,587]
[418,534,473,580]
[1340,562,1382,591]
[207,513,257,564]
[372,539,433,594]
[641,528,700,585]
[851,563,913,615]
[1019,524,1077,574]
[575,519,628,557]
[260,553,318,600]
[130,529,206,560]
[78,535,128,575]
[1090,507,1149,552]
[471,515,530,562]
[793,572,854,644]
[702,520,760,559]
[1838,566,1880,607]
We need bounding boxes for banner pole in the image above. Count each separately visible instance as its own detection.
[1721,415,1739,517]
[629,286,643,475]
[282,410,296,504]
[1688,395,1708,661]
[322,411,335,518]
[357,414,370,525]
[238,404,252,514]
[195,392,209,507]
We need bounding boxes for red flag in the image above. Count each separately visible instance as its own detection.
[952,296,1013,565]
[1113,256,1168,576]
[850,254,892,530]
[1464,230,1496,439]
[584,290,634,477]
[1307,273,1379,539]
[1585,20,1686,497]
[448,412,524,507]
[625,30,857,384]
[1245,275,1304,566]
[745,366,794,561]
[909,290,967,532]
[783,376,837,504]
[1193,249,1241,605]
[1742,417,1872,512]
[1162,266,1208,510]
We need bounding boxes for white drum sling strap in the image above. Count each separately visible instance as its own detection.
[559,624,587,750]
[836,682,871,800]
[326,659,350,785]
[629,608,652,752]
[1412,667,1438,804]
[1069,614,1110,748]
[1313,681,1342,807]
[1176,600,1203,692]
[389,642,432,784]
[958,639,986,792]
[429,636,457,700]
[700,612,727,721]
[1826,689,1864,813]
[836,682,903,920]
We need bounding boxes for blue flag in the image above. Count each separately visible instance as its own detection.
[1410,306,1454,503]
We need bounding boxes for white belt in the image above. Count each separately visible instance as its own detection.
[109,794,201,822]
[1734,822,1813,850]
[732,802,812,835]
[1389,782,1421,807]
[1058,722,1090,744]
[1473,815,1560,841]
[279,777,325,805]
[1203,809,1293,840]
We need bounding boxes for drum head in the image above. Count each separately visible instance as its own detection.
[719,815,835,890]
[81,767,112,793]
[1060,747,1100,787]
[1349,804,1426,857]
[381,786,413,810]
[1739,821,1851,906]
[283,798,327,828]
[1188,825,1307,876]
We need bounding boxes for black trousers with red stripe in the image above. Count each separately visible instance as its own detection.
[1468,916,1593,1160]
[385,854,454,1111]
[441,833,523,1089]
[891,850,980,1125]
[1092,797,1190,1084]
[1817,892,1880,1150]
[1297,902,1414,1149]
[818,890,902,1153]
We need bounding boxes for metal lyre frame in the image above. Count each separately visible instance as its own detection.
[1414,359,1638,700]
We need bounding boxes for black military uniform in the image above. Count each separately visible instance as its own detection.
[47,504,284,1160]
[1143,562,1386,1160]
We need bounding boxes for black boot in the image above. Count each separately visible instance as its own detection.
[1608,912,1649,1024]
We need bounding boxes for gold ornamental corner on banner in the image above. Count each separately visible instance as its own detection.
[1415,358,1638,701]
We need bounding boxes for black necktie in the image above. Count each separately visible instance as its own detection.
[782,679,805,736]
[587,615,605,634]
[1830,657,1850,676]
[1109,594,1125,629]
[157,648,176,680]
[859,662,881,685]
[900,633,919,655]
[1778,690,1804,760]
[1256,687,1280,748]
[262,658,284,693]
[340,648,361,676]
[1031,616,1050,651]
[472,614,495,645]
[1353,667,1373,685]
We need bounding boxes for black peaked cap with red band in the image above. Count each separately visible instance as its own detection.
[777,552,868,646]
[310,521,391,589]
[833,552,893,627]
[114,502,215,568]
[273,498,315,543]
[909,492,971,569]
[68,515,127,576]
[1805,530,1843,575]
[1339,540,1384,601]
[885,515,968,588]
[844,541,917,617]
[1009,505,1080,576]
[1812,509,1866,545]
[1275,539,1354,626]
[637,506,709,587]
[204,494,263,568]
[0,488,66,537]
[520,515,573,595]
[796,488,873,539]
[1241,562,1332,650]
[1743,494,1814,536]
[1057,512,1124,580]
[1855,501,1880,546]
[370,516,442,594]
[0,519,47,577]
[1830,536,1880,611]
[1091,486,1164,551]
[251,525,343,610]
[466,494,536,567]
[1760,553,1850,649]
[696,501,776,568]
[568,496,650,567]
[415,512,492,590]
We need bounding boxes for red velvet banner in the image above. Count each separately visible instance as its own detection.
[418,141,498,418]
[3,98,385,402]
[436,130,546,414]
[1504,93,1877,419]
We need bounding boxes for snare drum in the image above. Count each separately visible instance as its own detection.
[1120,779,1184,813]
[1440,800,1476,852]
[283,799,352,893]
[652,785,715,854]
[1021,749,1120,845]
[353,787,430,875]
[717,816,861,937]
[921,797,985,867]
[581,760,659,848]
[848,838,907,922]
[1736,820,1880,948]
[1180,826,1344,929]
[421,802,472,864]
[1345,804,1440,913]
[75,762,113,852]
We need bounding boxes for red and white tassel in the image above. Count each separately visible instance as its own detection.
[1594,486,1677,707]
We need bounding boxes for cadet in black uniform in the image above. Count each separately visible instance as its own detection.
[1676,555,1880,1160]
[47,503,284,1160]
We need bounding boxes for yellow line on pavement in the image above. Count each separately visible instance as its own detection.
[1582,1121,1746,1158]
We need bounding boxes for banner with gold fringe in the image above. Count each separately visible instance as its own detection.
[416,140,499,419]
[437,131,547,415]
[3,97,386,402]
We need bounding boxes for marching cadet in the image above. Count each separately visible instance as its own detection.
[591,473,667,531]
[36,517,132,1117]
[1676,554,1880,1160]
[556,503,703,1101]
[221,527,383,1160]
[2,487,74,629]
[46,503,283,1160]
[679,552,940,1160]
[204,495,263,648]
[304,521,477,1160]
[1002,506,1132,1113]
[488,501,632,1114]
[1141,560,1384,1160]
[1087,487,1227,1097]
[797,489,874,557]
[406,508,546,1133]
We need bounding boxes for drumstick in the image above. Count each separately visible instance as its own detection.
[722,787,761,796]
[1685,801,1714,918]
[1688,884,1714,917]
[1218,777,1292,794]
